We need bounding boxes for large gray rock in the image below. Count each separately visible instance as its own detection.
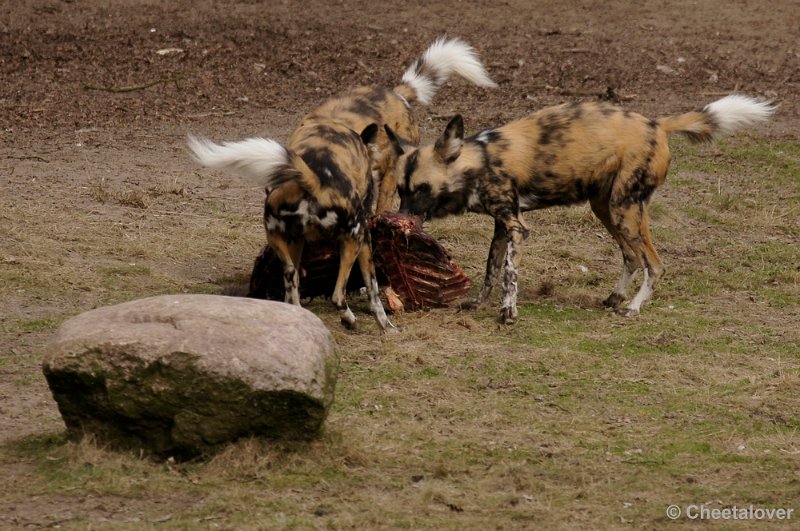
[42,294,337,457]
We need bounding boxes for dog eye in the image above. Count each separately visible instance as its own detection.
[414,183,431,194]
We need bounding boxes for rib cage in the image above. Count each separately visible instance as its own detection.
[248,213,472,310]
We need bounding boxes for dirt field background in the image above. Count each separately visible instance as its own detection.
[1,0,799,528]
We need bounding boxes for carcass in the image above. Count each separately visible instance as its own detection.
[248,213,472,311]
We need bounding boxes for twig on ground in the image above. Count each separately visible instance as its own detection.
[5,155,49,163]
[184,110,237,119]
[555,87,638,101]
[84,73,185,93]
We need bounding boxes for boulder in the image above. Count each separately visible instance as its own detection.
[42,294,337,458]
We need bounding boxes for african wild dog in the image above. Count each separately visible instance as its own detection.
[320,36,496,212]
[385,95,775,323]
[187,38,494,332]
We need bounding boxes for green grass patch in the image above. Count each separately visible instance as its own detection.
[2,133,798,529]
[99,263,152,277]
[19,316,64,332]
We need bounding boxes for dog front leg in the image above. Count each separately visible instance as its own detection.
[499,228,524,324]
[460,219,509,310]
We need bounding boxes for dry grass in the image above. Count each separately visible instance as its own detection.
[1,134,798,528]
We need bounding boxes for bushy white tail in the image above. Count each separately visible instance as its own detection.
[187,135,297,190]
[703,95,776,137]
[400,37,496,105]
[659,94,776,143]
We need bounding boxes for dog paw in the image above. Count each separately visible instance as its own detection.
[458,299,481,311]
[499,307,517,325]
[383,323,399,335]
[603,293,625,309]
[614,307,640,318]
[341,317,358,330]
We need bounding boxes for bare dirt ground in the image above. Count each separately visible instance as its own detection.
[1,0,799,528]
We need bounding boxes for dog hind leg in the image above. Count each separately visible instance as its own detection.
[269,234,304,305]
[610,204,664,317]
[620,210,664,316]
[606,260,640,308]
[332,237,361,329]
[590,196,641,308]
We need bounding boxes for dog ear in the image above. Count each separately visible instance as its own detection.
[383,124,405,157]
[360,123,379,146]
[434,115,464,163]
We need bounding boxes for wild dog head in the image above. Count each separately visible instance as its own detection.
[386,115,478,220]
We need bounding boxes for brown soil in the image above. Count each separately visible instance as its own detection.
[1,0,798,527]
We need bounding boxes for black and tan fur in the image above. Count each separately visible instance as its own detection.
[187,38,494,331]
[307,37,495,212]
[387,95,775,323]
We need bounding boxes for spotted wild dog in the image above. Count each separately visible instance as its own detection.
[318,36,496,212]
[385,95,775,323]
[187,37,494,332]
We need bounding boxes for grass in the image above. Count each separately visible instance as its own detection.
[18,317,64,333]
[1,133,799,528]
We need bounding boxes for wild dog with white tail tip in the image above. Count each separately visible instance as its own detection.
[315,36,496,212]
[385,94,776,323]
[187,37,494,331]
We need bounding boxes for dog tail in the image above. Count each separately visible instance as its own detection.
[394,37,496,106]
[658,94,776,143]
[187,135,313,193]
